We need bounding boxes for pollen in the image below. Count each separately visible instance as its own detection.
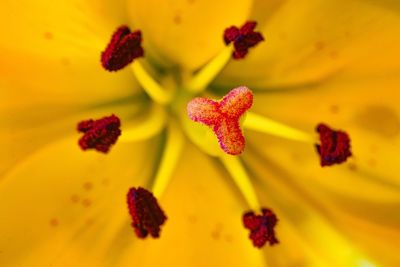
[127,187,167,238]
[187,86,253,155]
[243,208,279,248]
[316,123,352,166]
[77,114,121,153]
[101,25,144,71]
[223,21,264,59]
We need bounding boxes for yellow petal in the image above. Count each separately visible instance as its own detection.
[243,148,400,266]
[126,0,253,70]
[217,0,400,89]
[240,76,400,265]
[0,96,147,179]
[117,143,266,267]
[0,134,161,267]
[0,0,139,106]
[249,76,400,196]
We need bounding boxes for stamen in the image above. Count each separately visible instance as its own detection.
[127,187,167,238]
[101,25,144,71]
[219,155,259,210]
[243,208,279,248]
[187,86,253,155]
[316,123,352,166]
[131,61,174,104]
[151,121,185,198]
[77,114,121,153]
[184,46,232,93]
[120,105,166,143]
[223,21,264,60]
[243,112,315,143]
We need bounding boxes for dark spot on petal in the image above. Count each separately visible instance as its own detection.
[86,218,95,226]
[173,14,182,24]
[368,158,377,167]
[44,32,53,40]
[71,194,80,203]
[330,51,339,59]
[102,178,110,186]
[83,182,93,191]
[355,106,400,138]
[330,105,340,114]
[224,235,233,243]
[314,41,325,51]
[348,162,358,171]
[187,214,197,224]
[50,218,59,227]
[211,223,223,240]
[82,198,92,207]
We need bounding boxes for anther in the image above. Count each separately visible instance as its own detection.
[187,86,253,155]
[316,123,352,166]
[127,187,167,238]
[101,25,144,71]
[223,21,264,59]
[77,114,121,153]
[243,208,279,248]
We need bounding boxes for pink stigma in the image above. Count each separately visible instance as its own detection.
[243,208,279,248]
[77,114,121,153]
[187,86,253,155]
[316,123,352,167]
[223,21,264,59]
[127,187,167,238]
[101,25,144,71]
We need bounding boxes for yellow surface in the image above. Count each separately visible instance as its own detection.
[1,0,400,266]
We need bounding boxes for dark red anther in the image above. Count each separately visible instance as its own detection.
[101,25,144,71]
[316,123,352,167]
[127,187,167,238]
[243,208,279,248]
[223,21,264,60]
[77,114,121,153]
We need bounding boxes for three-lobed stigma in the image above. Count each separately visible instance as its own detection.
[316,123,352,166]
[243,208,279,248]
[101,25,144,71]
[127,187,167,238]
[187,86,253,155]
[77,114,121,153]
[223,21,264,59]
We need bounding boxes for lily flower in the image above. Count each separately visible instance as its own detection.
[1,0,400,267]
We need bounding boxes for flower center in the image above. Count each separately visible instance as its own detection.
[75,22,354,248]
